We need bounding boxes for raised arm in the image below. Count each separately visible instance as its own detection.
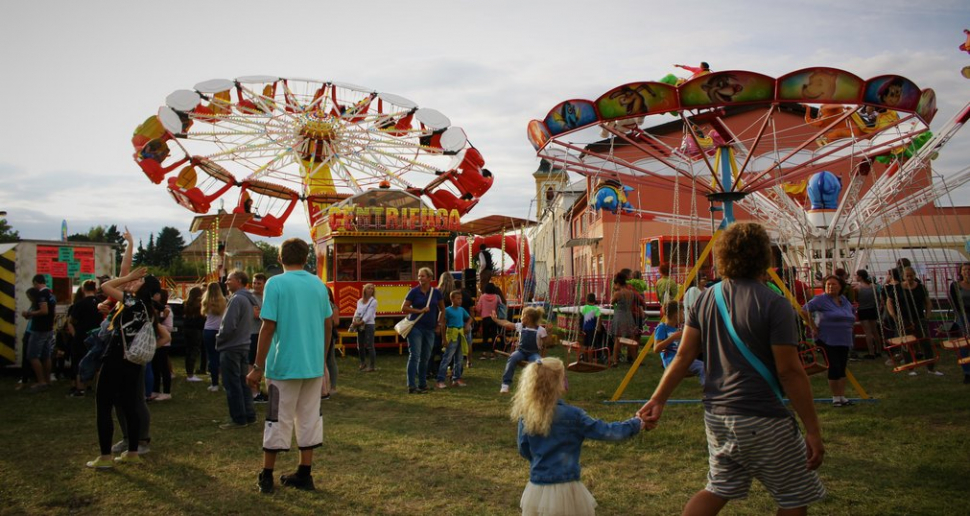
[120,227,134,276]
[101,267,148,302]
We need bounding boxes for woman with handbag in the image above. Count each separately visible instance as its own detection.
[86,267,170,469]
[353,284,378,372]
[401,267,445,394]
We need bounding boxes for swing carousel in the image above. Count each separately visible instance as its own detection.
[528,65,970,381]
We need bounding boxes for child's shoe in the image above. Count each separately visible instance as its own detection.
[280,472,315,491]
[452,379,467,387]
[436,382,447,389]
[257,470,274,494]
[499,384,510,394]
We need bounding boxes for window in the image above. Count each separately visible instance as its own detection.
[360,243,413,281]
[323,243,333,282]
[335,243,358,281]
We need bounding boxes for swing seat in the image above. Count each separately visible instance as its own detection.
[939,337,970,365]
[419,130,445,151]
[885,335,940,372]
[563,340,610,373]
[799,342,829,376]
[131,115,167,149]
[376,112,415,136]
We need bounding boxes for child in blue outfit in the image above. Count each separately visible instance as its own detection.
[653,301,705,386]
[580,293,601,349]
[437,290,471,389]
[510,357,644,515]
[493,307,546,394]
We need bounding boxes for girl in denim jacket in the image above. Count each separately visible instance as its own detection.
[510,358,644,515]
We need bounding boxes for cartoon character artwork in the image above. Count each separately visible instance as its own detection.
[527,120,551,151]
[807,171,842,210]
[609,84,658,116]
[701,73,744,103]
[801,70,838,100]
[592,180,635,214]
[959,29,970,54]
[543,100,598,136]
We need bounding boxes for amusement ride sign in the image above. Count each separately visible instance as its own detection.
[326,204,462,233]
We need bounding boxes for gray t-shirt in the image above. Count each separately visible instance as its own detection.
[687,278,797,418]
[252,292,263,336]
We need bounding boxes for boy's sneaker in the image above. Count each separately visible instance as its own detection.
[85,456,114,469]
[253,392,269,404]
[186,376,203,382]
[219,421,250,430]
[452,379,467,387]
[68,388,86,398]
[928,370,944,376]
[257,470,274,494]
[207,385,220,392]
[499,384,510,394]
[114,451,142,464]
[155,393,172,401]
[137,443,150,455]
[436,382,447,389]
[280,472,315,491]
[908,370,918,376]
[111,440,128,454]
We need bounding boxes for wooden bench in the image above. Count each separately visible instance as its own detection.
[337,330,404,356]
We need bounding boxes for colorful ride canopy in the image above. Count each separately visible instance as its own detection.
[131,76,493,237]
[527,68,938,200]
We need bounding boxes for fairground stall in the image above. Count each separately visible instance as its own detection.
[315,189,461,353]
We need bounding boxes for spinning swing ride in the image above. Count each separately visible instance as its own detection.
[528,65,970,381]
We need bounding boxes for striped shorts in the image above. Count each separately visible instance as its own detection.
[703,412,825,509]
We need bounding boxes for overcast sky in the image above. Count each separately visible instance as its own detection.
[1,0,968,248]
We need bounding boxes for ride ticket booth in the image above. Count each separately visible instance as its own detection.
[313,189,461,354]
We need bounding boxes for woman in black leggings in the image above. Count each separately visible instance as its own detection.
[86,268,170,469]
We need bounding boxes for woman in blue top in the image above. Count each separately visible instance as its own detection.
[402,267,445,394]
[803,275,856,407]
[511,357,643,516]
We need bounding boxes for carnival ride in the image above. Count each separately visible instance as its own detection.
[131,76,493,243]
[529,65,970,387]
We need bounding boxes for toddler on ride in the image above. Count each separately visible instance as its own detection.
[511,357,644,515]
[493,307,546,394]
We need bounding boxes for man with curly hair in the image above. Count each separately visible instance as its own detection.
[639,222,825,515]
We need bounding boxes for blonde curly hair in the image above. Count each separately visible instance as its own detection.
[510,357,565,436]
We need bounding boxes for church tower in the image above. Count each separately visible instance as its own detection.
[532,159,569,219]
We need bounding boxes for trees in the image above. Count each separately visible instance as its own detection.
[254,241,279,270]
[0,218,19,243]
[133,227,187,270]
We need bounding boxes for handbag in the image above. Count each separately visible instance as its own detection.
[120,303,157,365]
[395,312,423,338]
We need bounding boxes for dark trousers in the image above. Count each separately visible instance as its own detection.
[183,328,202,376]
[152,347,171,394]
[97,358,142,455]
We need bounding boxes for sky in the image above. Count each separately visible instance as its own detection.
[1,0,968,249]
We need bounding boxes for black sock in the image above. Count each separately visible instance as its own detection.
[297,465,311,477]
[262,468,273,477]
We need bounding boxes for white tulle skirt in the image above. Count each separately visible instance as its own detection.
[520,481,597,516]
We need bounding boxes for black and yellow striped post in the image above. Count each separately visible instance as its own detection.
[0,247,16,364]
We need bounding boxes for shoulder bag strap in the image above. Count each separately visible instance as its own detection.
[713,283,784,402]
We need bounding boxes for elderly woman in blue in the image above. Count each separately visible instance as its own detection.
[510,358,643,516]
[803,275,857,407]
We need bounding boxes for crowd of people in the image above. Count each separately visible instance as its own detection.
[14,223,970,514]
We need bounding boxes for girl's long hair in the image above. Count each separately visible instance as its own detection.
[184,286,203,318]
[202,282,227,315]
[521,306,546,327]
[510,357,565,437]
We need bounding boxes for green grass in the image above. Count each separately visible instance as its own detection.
[1,347,968,515]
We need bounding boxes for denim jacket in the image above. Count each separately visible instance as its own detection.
[518,400,641,485]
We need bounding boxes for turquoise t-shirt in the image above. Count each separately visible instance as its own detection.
[445,306,470,328]
[261,270,332,380]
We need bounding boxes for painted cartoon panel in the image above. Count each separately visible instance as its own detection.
[679,71,775,109]
[543,100,599,136]
[863,75,921,112]
[916,89,937,124]
[527,120,551,151]
[595,82,679,120]
[777,68,864,103]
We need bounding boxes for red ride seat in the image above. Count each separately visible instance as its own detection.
[231,180,299,238]
[166,159,236,213]
[426,189,478,215]
[449,148,493,198]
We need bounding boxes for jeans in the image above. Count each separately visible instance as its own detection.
[203,329,220,386]
[502,350,542,386]
[437,333,464,382]
[406,327,434,389]
[220,348,256,425]
[358,324,376,369]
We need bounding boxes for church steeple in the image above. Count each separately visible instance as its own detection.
[532,159,568,219]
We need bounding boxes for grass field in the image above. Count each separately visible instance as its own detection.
[1,345,968,515]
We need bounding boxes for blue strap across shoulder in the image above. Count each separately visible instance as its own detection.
[712,282,784,402]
